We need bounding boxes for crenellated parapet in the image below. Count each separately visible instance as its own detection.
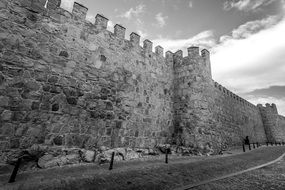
[173,46,211,70]
[257,103,278,114]
[213,80,257,109]
[18,1,175,62]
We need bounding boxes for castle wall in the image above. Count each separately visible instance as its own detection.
[0,0,174,150]
[172,48,267,151]
[212,83,267,147]
[277,115,285,142]
[0,0,284,154]
[258,104,285,142]
[172,48,219,150]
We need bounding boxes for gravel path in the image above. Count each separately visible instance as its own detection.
[1,146,285,190]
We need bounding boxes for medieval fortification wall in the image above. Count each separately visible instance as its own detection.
[0,0,284,153]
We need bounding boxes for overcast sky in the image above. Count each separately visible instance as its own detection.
[61,0,285,115]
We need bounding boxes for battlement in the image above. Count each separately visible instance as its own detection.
[213,81,256,109]
[188,46,200,58]
[20,1,211,64]
[72,2,88,20]
[172,46,211,68]
[257,103,278,114]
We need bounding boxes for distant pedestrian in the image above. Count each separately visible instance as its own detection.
[244,136,250,145]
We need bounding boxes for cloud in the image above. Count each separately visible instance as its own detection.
[223,0,277,12]
[155,13,168,28]
[189,1,193,8]
[152,30,217,54]
[220,16,280,41]
[230,16,281,39]
[244,86,285,98]
[119,4,145,19]
[211,15,285,94]
[137,30,148,39]
[117,4,146,32]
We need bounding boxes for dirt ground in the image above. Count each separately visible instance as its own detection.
[1,146,285,190]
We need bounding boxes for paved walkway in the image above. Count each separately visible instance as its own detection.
[194,157,285,190]
[1,146,285,190]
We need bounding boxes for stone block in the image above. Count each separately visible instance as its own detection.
[155,46,163,56]
[188,46,199,57]
[143,39,153,55]
[83,150,95,162]
[47,0,61,10]
[95,14,108,31]
[30,0,47,13]
[130,32,140,46]
[114,24,126,39]
[0,96,9,107]
[72,2,88,20]
[1,110,13,121]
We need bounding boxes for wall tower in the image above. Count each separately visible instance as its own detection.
[172,46,217,150]
[258,103,285,142]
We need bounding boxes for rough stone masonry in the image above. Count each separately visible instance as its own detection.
[0,0,285,156]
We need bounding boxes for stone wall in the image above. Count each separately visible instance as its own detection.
[0,0,285,155]
[258,104,285,142]
[212,83,267,147]
[0,0,174,151]
[277,115,285,141]
[172,47,267,151]
[172,48,219,150]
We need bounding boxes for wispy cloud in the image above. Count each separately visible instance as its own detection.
[244,86,285,98]
[137,30,148,39]
[211,14,285,93]
[210,12,285,113]
[155,13,168,28]
[189,1,193,8]
[153,30,217,54]
[117,4,146,33]
[118,4,145,19]
[223,0,277,12]
[230,15,281,39]
[219,15,281,42]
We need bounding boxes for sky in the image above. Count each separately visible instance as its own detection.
[60,0,285,115]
